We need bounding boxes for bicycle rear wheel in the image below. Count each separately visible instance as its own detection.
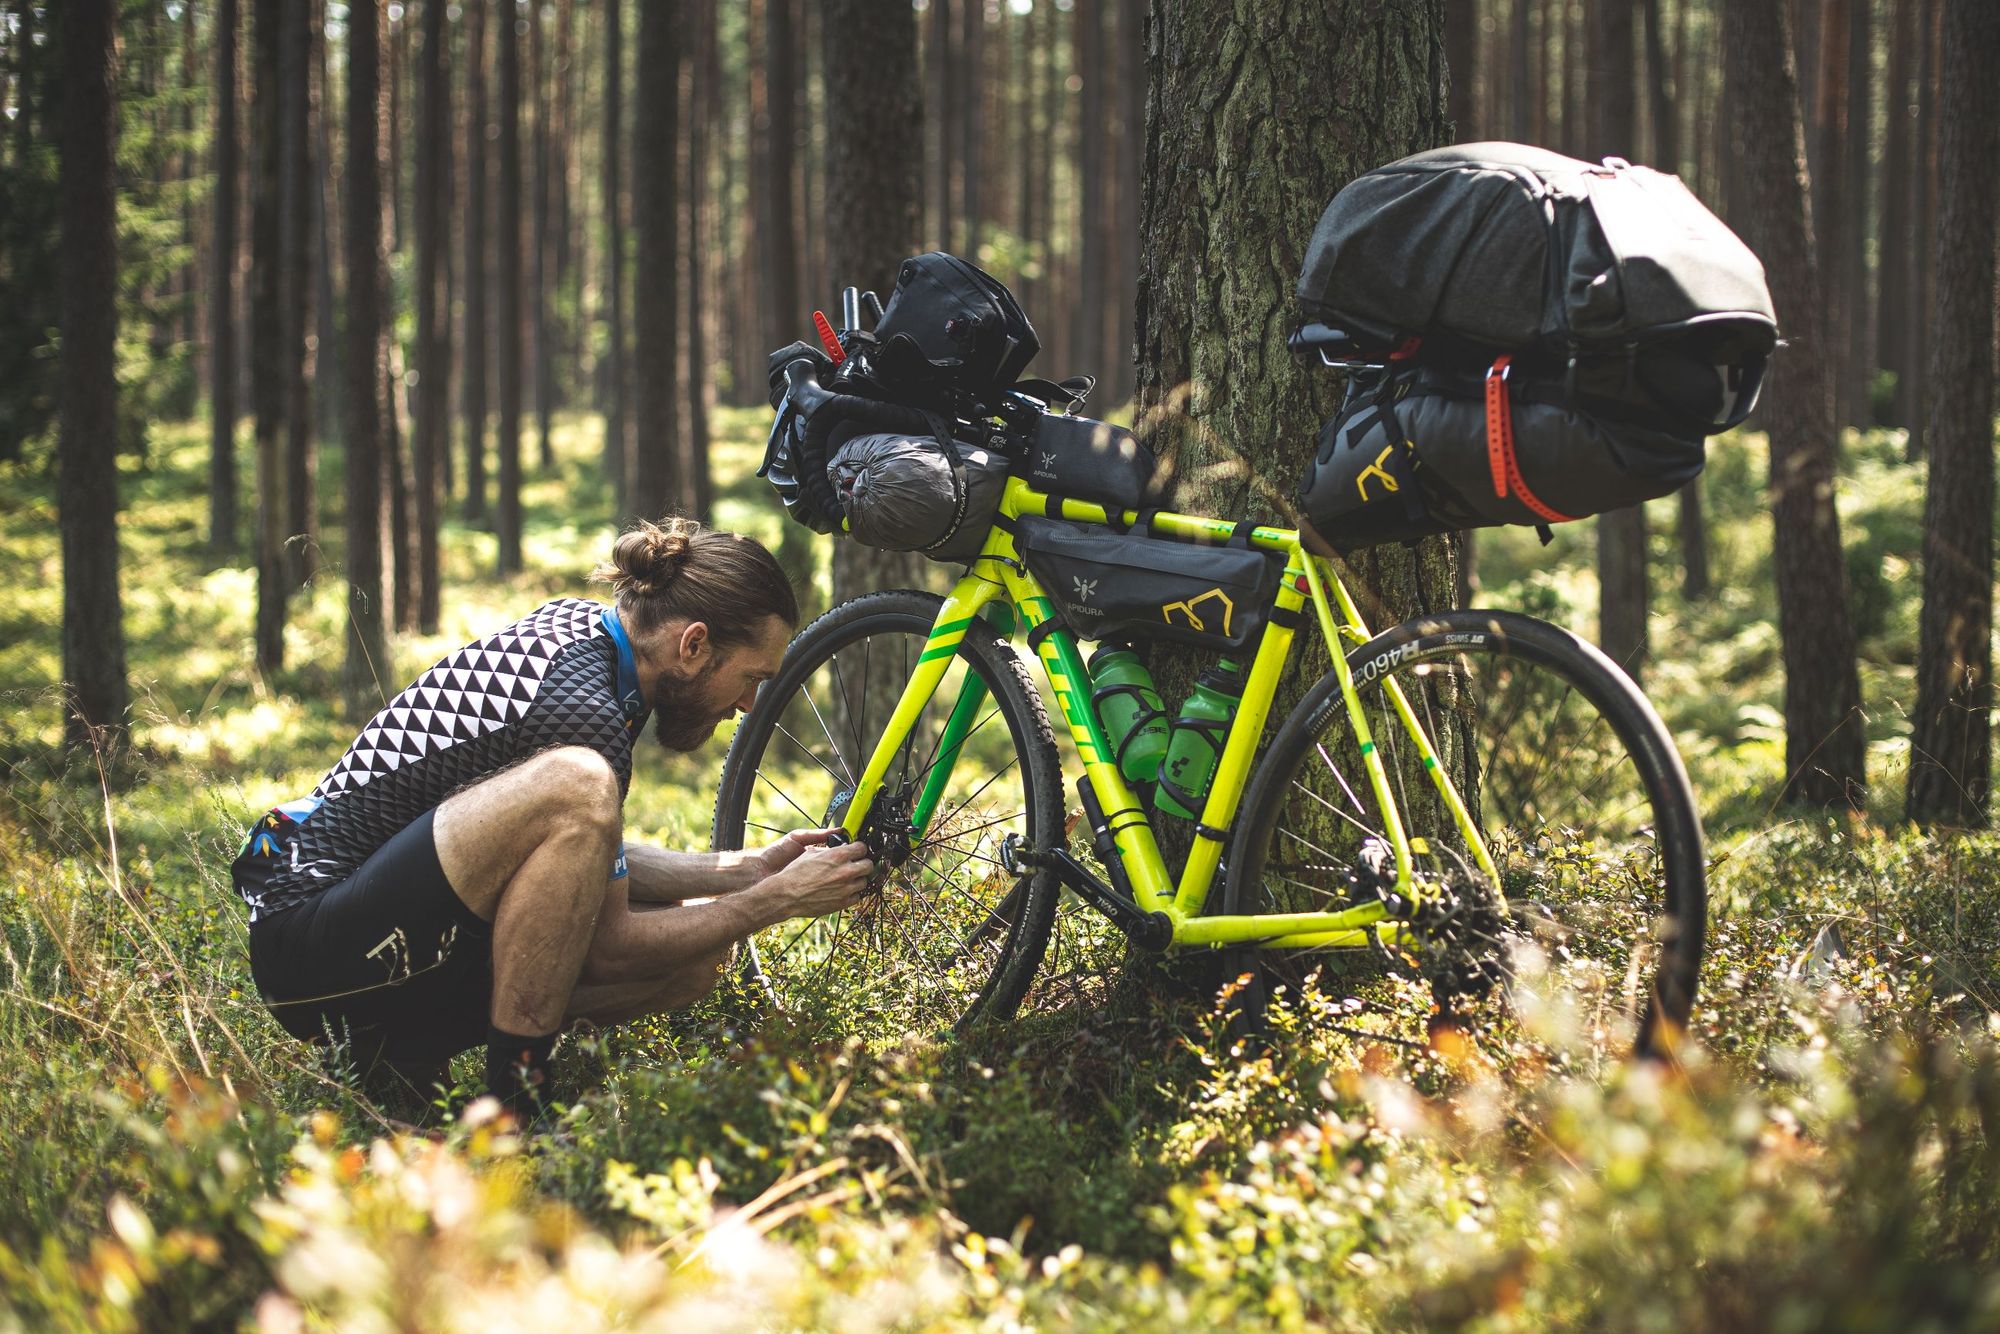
[712,590,1066,1038]
[1224,610,1706,1064]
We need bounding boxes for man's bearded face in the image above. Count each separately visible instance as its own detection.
[651,658,740,753]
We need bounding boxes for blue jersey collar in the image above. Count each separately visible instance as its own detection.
[600,607,650,734]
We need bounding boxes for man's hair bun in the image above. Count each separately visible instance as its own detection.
[594,517,696,599]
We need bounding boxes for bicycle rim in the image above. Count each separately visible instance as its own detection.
[1225,610,1706,1069]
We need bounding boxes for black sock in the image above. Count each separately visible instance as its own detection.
[485,1027,558,1120]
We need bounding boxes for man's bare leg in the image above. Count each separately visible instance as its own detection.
[430,746,622,1104]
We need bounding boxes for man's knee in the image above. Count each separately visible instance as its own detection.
[524,746,621,839]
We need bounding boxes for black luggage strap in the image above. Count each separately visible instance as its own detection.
[1268,604,1305,629]
[1025,617,1064,653]
[917,407,973,553]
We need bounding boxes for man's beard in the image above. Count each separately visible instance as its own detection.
[652,662,734,754]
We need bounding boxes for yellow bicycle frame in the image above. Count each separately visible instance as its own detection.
[835,477,1497,952]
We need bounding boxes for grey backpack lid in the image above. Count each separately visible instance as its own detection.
[1297,142,1777,352]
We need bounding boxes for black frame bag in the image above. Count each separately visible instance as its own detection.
[1018,413,1167,513]
[1017,517,1283,651]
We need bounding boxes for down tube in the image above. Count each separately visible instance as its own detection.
[839,573,1003,841]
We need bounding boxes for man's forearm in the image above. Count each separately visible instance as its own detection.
[623,842,764,902]
[584,883,785,986]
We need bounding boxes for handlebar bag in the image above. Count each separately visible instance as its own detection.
[1016,517,1283,651]
[829,428,1011,564]
[871,252,1040,403]
[1018,412,1168,513]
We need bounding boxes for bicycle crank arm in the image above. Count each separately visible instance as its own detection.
[1018,841,1173,952]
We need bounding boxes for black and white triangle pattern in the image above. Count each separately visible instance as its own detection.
[315,598,605,799]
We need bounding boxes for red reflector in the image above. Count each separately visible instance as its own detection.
[1293,574,1310,593]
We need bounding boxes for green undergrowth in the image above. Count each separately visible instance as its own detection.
[5,414,2000,1328]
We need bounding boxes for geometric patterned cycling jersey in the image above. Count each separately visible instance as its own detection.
[232,597,652,921]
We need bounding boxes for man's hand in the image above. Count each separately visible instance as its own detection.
[751,827,839,880]
[754,840,877,920]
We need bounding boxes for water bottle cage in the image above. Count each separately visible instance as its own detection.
[1154,716,1233,817]
[1088,681,1170,773]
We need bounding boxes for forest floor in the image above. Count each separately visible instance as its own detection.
[4,413,2000,1329]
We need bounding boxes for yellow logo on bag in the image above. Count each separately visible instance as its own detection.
[1355,444,1403,502]
[1162,588,1236,637]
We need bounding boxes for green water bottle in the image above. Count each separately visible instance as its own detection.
[1088,645,1170,783]
[1154,659,1247,821]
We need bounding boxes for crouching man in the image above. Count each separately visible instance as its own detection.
[229,518,873,1113]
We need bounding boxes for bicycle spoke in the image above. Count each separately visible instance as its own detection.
[798,683,856,785]
[773,718,849,790]
[754,767,820,827]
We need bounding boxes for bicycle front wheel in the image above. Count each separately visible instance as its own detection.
[712,590,1066,1039]
[1224,610,1706,1063]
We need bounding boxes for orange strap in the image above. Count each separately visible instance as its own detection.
[1484,356,1577,525]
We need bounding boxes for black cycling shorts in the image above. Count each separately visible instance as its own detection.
[244,809,494,1066]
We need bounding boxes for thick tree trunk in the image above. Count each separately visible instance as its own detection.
[283,0,318,591]
[210,0,240,552]
[1723,0,1866,810]
[251,0,287,674]
[631,0,680,519]
[58,0,129,752]
[463,0,490,521]
[496,0,524,571]
[344,0,390,717]
[1137,1,1459,868]
[1905,0,2000,827]
[759,0,800,360]
[413,0,449,633]
[601,0,627,508]
[824,0,930,606]
[1114,0,1144,409]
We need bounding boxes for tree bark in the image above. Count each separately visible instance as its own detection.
[344,0,390,717]
[58,0,129,752]
[1840,0,1872,429]
[531,0,553,470]
[1813,0,1851,433]
[1903,0,1940,456]
[1878,0,1913,429]
[1905,0,2000,827]
[314,0,343,449]
[463,0,490,521]
[823,0,930,606]
[1510,0,1535,141]
[958,0,983,251]
[496,0,524,571]
[1447,0,1477,137]
[1723,0,1866,810]
[1114,0,1144,409]
[759,0,800,360]
[601,0,627,508]
[414,0,450,633]
[1138,0,1459,866]
[251,0,287,674]
[1072,0,1107,390]
[1591,0,1648,679]
[687,0,715,525]
[283,0,318,591]
[210,0,240,552]
[631,0,680,520]
[929,0,954,251]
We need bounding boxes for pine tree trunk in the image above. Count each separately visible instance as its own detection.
[1904,0,1940,455]
[687,0,715,526]
[1137,0,1459,864]
[601,0,627,508]
[283,0,318,590]
[824,0,930,607]
[1447,0,1477,136]
[1723,0,1866,810]
[929,0,954,251]
[1841,0,1872,429]
[496,0,524,570]
[58,0,129,751]
[1072,2,1105,389]
[210,0,240,552]
[1813,0,1851,433]
[344,0,390,717]
[314,0,343,448]
[1113,0,1144,410]
[1511,0,1535,140]
[1591,0,1648,680]
[531,1,553,470]
[959,0,982,251]
[631,0,680,520]
[414,0,449,633]
[251,0,287,674]
[463,0,490,521]
[1905,0,2000,827]
[1878,0,1913,429]
[759,0,800,358]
